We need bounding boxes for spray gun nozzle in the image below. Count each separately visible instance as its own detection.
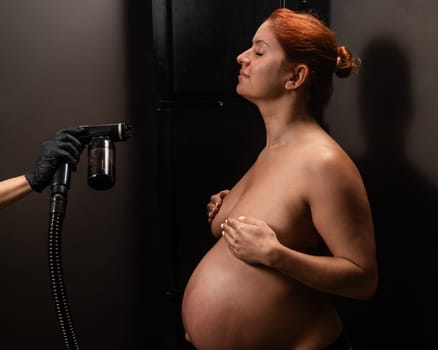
[77,122,132,144]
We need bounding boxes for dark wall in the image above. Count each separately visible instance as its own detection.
[338,39,438,349]
[327,2,438,349]
[0,1,155,349]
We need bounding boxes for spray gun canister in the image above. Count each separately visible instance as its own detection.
[87,136,115,190]
[76,122,132,191]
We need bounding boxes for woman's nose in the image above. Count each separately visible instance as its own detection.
[236,50,250,65]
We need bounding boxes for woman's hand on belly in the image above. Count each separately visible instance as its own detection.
[221,215,279,266]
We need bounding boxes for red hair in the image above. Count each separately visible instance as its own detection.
[267,8,358,120]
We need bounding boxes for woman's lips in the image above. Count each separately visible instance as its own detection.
[238,71,250,79]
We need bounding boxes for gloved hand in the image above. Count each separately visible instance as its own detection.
[25,127,85,192]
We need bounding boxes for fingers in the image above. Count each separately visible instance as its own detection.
[220,216,258,241]
[55,132,84,152]
[207,189,230,223]
[58,141,81,160]
[219,190,230,198]
[55,149,79,171]
[51,142,82,172]
[221,219,243,257]
[221,217,246,237]
[27,128,85,192]
[55,128,85,160]
[40,132,84,172]
[212,189,230,202]
[229,215,264,229]
[220,219,236,242]
[207,201,220,223]
[223,216,253,228]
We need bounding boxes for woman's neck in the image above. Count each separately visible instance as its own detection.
[257,98,318,149]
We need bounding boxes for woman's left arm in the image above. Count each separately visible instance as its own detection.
[221,151,377,300]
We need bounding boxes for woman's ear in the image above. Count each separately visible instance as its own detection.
[285,64,309,91]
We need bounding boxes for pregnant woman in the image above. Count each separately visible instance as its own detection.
[182,8,377,350]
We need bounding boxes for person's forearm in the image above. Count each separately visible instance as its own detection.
[268,244,377,300]
[0,175,33,209]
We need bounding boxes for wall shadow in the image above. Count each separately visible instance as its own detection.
[337,37,438,349]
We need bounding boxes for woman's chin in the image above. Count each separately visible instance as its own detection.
[236,86,248,98]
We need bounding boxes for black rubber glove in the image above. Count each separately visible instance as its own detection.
[25,127,85,192]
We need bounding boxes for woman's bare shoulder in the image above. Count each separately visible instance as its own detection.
[284,133,362,192]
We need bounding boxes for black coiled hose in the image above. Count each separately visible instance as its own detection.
[49,163,80,350]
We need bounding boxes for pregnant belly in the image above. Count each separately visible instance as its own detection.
[181,239,323,350]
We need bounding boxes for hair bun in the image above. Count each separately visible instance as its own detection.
[335,46,361,78]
